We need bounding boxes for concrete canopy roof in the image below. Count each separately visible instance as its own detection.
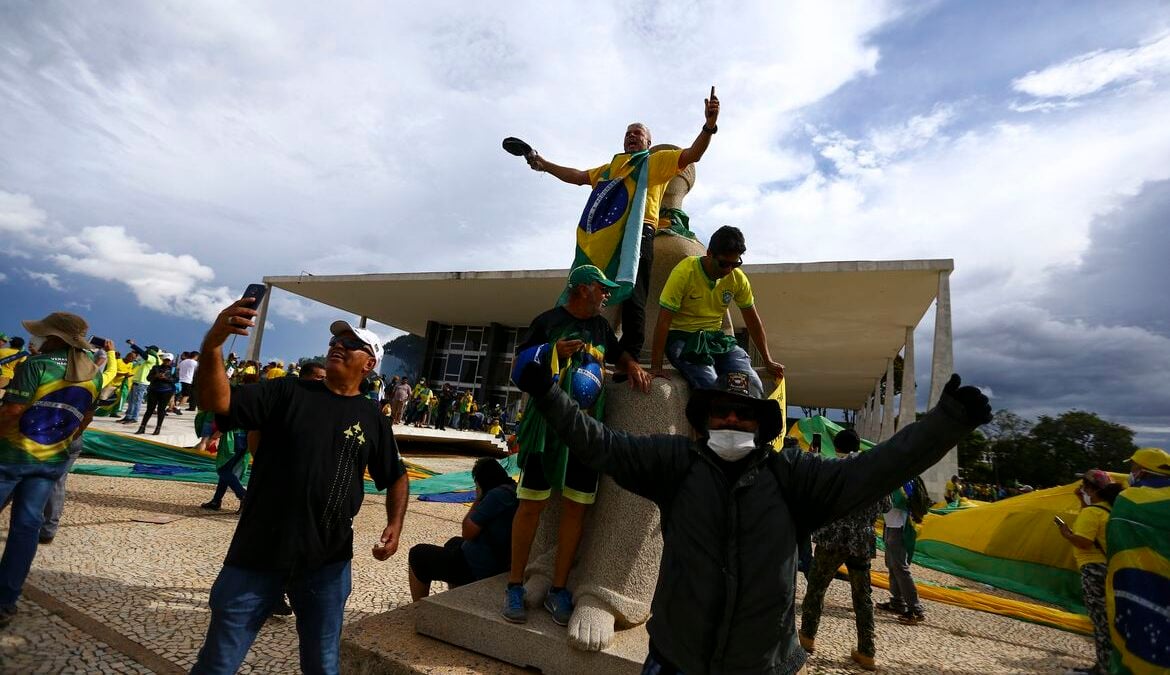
[265,259,951,410]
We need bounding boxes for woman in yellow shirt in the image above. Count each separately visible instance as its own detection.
[1056,469,1123,675]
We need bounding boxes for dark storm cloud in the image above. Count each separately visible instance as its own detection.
[954,180,1170,444]
[1045,179,1170,338]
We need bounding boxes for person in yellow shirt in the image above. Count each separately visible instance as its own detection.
[0,336,29,391]
[649,226,784,397]
[523,87,721,358]
[1056,469,1122,675]
[266,361,286,380]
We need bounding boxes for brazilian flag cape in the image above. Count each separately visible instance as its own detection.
[515,327,608,491]
[1106,484,1170,674]
[566,150,650,306]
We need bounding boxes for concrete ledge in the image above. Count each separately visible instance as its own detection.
[341,602,528,675]
[414,575,647,675]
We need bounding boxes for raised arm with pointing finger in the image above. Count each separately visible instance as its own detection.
[522,86,723,360]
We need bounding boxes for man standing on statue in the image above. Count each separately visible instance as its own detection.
[524,87,721,357]
[649,225,785,396]
[502,265,651,626]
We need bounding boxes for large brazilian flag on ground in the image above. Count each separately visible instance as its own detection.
[1106,485,1170,674]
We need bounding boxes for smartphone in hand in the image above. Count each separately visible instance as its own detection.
[89,335,108,349]
[242,283,267,307]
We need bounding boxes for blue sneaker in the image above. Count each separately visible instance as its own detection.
[543,587,573,626]
[501,585,526,624]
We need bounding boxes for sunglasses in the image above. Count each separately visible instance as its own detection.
[329,335,374,357]
[708,400,757,421]
[715,257,743,270]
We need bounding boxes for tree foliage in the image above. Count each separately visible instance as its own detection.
[957,408,1137,488]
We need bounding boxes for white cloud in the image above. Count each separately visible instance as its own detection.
[23,269,63,290]
[0,191,47,234]
[1012,30,1170,100]
[52,225,235,321]
[0,271,7,282]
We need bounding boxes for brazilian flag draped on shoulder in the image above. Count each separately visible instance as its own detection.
[564,150,650,306]
[1105,483,1170,674]
[515,328,607,491]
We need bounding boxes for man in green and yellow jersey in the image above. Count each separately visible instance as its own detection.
[524,87,721,358]
[649,225,784,397]
[0,312,104,628]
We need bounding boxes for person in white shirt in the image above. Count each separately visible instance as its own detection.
[174,352,199,414]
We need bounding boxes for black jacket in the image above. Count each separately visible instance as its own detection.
[532,387,976,674]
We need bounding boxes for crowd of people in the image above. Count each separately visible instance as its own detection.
[387,377,508,438]
[2,91,1165,675]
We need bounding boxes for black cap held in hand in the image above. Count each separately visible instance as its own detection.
[516,359,553,398]
[942,374,992,426]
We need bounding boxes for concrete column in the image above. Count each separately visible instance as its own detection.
[927,270,954,407]
[421,321,442,382]
[897,325,916,432]
[245,283,272,363]
[856,402,868,438]
[870,379,882,440]
[924,270,956,500]
[880,358,896,440]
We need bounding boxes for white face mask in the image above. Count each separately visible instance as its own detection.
[707,429,757,462]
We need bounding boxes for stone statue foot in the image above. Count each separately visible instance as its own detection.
[567,597,616,652]
[524,575,551,610]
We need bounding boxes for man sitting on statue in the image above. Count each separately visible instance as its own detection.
[649,225,785,396]
[523,87,720,358]
[510,344,991,674]
[503,265,651,626]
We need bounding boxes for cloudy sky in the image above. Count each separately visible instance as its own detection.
[2,1,1169,443]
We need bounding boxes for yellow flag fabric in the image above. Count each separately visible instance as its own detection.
[769,378,787,450]
[912,475,1128,613]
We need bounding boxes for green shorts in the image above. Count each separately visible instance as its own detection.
[517,449,598,505]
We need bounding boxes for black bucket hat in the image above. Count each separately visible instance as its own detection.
[685,371,784,443]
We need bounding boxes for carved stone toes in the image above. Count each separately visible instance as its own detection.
[567,600,616,652]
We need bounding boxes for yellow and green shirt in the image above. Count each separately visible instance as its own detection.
[0,350,103,464]
[587,148,683,228]
[659,256,755,333]
[0,347,27,381]
[1071,503,1111,568]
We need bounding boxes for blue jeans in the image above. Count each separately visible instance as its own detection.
[0,461,67,608]
[192,559,352,675]
[123,383,147,421]
[40,438,85,539]
[664,337,763,396]
[211,445,248,504]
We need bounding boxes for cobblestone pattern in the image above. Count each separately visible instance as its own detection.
[0,595,154,674]
[1,468,1093,674]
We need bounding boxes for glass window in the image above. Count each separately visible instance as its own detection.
[445,354,463,378]
[451,326,467,351]
[466,328,484,353]
[461,356,480,383]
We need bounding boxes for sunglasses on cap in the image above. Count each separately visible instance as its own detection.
[708,400,757,421]
[715,256,743,270]
[329,335,374,357]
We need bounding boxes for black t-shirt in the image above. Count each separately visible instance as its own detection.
[519,306,624,364]
[216,378,405,573]
[147,365,176,394]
